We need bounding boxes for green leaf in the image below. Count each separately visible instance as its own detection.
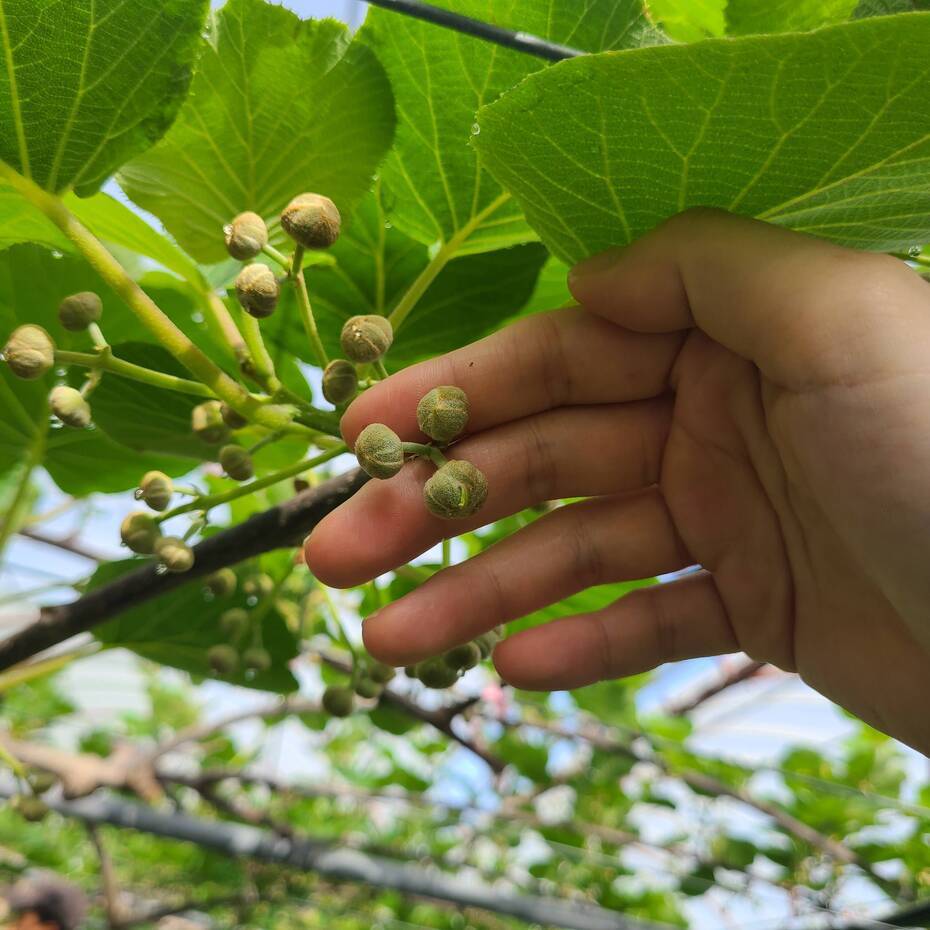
[360,0,652,255]
[647,0,725,41]
[92,560,300,694]
[119,0,395,264]
[726,0,858,33]
[476,14,930,263]
[263,188,548,366]
[0,0,208,194]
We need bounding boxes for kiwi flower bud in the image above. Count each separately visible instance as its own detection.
[206,568,237,598]
[415,658,459,689]
[220,444,254,482]
[220,403,248,430]
[138,470,173,511]
[208,644,239,676]
[340,315,393,364]
[191,401,230,445]
[423,460,488,520]
[443,642,482,672]
[220,607,249,639]
[243,646,272,673]
[120,511,161,554]
[243,574,274,599]
[235,263,279,319]
[281,193,341,250]
[368,661,396,685]
[322,358,358,405]
[49,385,91,429]
[225,211,269,261]
[354,676,382,699]
[417,386,469,444]
[4,325,55,380]
[58,291,103,331]
[155,536,195,573]
[355,423,404,480]
[322,685,355,718]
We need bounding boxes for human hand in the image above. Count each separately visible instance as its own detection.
[305,210,930,754]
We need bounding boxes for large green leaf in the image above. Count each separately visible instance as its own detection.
[475,14,930,264]
[263,189,548,367]
[92,561,300,694]
[726,0,858,33]
[119,0,395,264]
[0,0,208,195]
[360,0,652,256]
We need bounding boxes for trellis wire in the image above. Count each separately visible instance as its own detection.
[362,0,586,61]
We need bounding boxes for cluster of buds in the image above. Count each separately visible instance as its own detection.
[2,291,109,431]
[354,386,488,520]
[226,192,342,322]
[406,627,504,689]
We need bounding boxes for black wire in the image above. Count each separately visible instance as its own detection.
[362,0,586,62]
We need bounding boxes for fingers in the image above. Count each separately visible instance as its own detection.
[340,307,682,445]
[361,489,692,666]
[568,208,930,390]
[306,398,673,588]
[494,572,738,691]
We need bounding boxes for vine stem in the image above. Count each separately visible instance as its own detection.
[388,192,511,332]
[156,445,346,522]
[55,349,215,398]
[0,160,316,438]
[290,246,329,369]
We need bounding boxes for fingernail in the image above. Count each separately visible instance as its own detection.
[568,247,626,296]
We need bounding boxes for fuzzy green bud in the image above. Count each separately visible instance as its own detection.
[444,642,482,672]
[417,386,469,444]
[206,568,237,598]
[4,325,55,380]
[243,646,272,673]
[155,536,195,573]
[423,460,488,520]
[340,315,393,364]
[57,291,103,332]
[219,444,254,482]
[322,359,358,405]
[191,401,231,445]
[208,644,239,676]
[368,662,396,685]
[322,685,355,718]
[137,470,173,511]
[13,795,49,822]
[220,403,248,430]
[355,423,404,480]
[120,511,161,554]
[415,658,459,690]
[220,607,250,639]
[225,211,269,261]
[49,385,91,429]
[281,193,341,250]
[354,676,382,699]
[243,574,274,599]
[235,263,279,319]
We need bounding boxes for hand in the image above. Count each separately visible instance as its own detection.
[306,209,930,754]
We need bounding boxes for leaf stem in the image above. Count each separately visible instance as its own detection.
[156,445,346,522]
[290,246,329,369]
[55,349,215,398]
[388,192,511,332]
[0,160,317,438]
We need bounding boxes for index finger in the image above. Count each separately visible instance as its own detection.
[339,307,681,445]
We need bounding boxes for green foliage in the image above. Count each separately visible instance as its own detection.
[119,0,396,263]
[475,13,930,262]
[0,0,208,194]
